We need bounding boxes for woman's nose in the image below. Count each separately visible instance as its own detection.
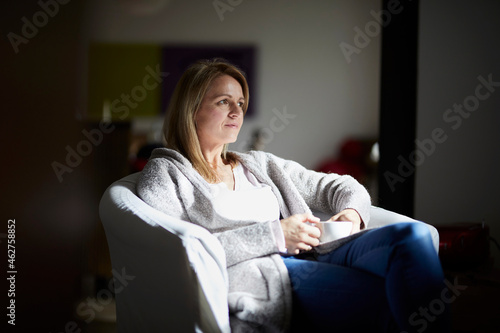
[229,106,243,118]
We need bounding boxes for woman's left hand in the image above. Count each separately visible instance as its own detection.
[328,209,364,235]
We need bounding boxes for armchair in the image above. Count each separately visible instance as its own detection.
[99,173,439,332]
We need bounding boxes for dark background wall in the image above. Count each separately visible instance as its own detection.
[1,1,127,330]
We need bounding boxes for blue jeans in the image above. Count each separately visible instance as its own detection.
[282,222,451,333]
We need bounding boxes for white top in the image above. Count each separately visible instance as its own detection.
[209,163,287,252]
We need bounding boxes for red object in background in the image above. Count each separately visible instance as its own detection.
[316,159,365,180]
[316,138,369,181]
[437,222,490,269]
[130,143,163,173]
[131,158,149,172]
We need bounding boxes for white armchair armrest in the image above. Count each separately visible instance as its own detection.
[314,206,439,253]
[99,173,230,333]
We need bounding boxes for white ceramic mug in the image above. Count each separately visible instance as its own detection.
[318,221,352,243]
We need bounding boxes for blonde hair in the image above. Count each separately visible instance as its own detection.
[163,58,249,182]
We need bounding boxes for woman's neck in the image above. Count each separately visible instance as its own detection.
[201,145,225,169]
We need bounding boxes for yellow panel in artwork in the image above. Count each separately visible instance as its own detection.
[87,43,162,121]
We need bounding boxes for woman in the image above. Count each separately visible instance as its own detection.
[137,59,450,332]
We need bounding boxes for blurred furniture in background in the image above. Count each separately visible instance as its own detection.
[315,137,379,202]
[435,221,500,333]
[437,222,490,270]
[315,138,377,183]
[129,143,163,173]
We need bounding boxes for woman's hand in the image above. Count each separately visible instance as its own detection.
[328,209,364,235]
[280,213,321,255]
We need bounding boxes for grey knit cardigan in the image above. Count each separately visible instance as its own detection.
[137,148,371,332]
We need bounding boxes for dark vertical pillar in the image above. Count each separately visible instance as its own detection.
[377,0,419,216]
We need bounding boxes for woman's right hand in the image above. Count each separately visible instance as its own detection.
[280,213,321,254]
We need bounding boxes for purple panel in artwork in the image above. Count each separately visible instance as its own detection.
[160,45,256,117]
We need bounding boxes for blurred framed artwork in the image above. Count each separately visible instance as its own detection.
[87,43,256,121]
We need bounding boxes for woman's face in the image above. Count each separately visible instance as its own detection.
[195,75,245,151]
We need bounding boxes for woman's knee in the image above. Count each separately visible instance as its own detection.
[387,222,433,247]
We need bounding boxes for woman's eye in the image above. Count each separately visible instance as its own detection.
[237,102,244,108]
[218,99,229,106]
